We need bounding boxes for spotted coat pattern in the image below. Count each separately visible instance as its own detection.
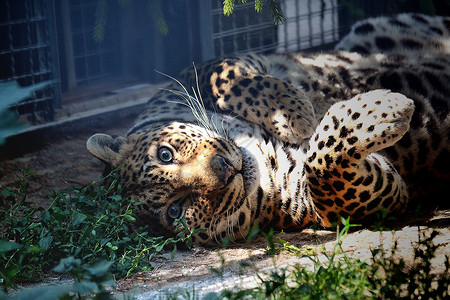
[87,14,450,244]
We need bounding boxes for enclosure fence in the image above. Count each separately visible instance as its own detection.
[0,0,57,124]
[1,0,391,127]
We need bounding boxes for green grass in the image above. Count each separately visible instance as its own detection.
[202,219,450,300]
[1,169,449,299]
[0,169,197,298]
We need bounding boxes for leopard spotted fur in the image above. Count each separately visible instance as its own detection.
[87,13,449,244]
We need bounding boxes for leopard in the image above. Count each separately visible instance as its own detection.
[87,13,450,245]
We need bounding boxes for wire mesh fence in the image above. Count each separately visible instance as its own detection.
[0,0,57,124]
[208,0,344,57]
[1,0,395,126]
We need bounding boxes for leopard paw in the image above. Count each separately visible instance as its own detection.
[257,90,317,144]
[207,60,317,145]
[309,90,414,161]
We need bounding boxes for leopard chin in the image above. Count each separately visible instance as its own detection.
[239,146,260,198]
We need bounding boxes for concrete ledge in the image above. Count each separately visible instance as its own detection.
[0,84,166,159]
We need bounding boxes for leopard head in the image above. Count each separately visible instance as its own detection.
[87,121,256,244]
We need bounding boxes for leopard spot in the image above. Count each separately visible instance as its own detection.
[339,126,350,138]
[249,87,259,98]
[313,66,324,76]
[321,182,332,191]
[324,154,333,168]
[335,197,344,207]
[317,199,334,210]
[309,176,320,186]
[353,206,366,219]
[351,112,360,120]
[326,135,336,147]
[318,141,325,150]
[353,177,364,186]
[350,45,370,54]
[429,26,443,35]
[332,116,340,130]
[359,191,371,203]
[345,202,359,211]
[389,18,410,28]
[362,175,374,186]
[347,136,358,145]
[332,181,345,191]
[343,171,356,181]
[334,141,344,152]
[283,214,293,227]
[331,168,341,178]
[239,78,252,87]
[382,197,394,208]
[354,22,375,34]
[327,211,338,223]
[231,85,242,97]
[308,151,317,163]
[375,36,396,51]
[343,188,357,201]
[381,183,393,197]
[379,72,403,91]
[312,81,319,91]
[367,196,382,211]
[401,39,423,50]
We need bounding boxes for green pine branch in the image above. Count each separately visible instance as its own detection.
[93,0,108,43]
[223,0,285,24]
[266,0,285,25]
[93,0,285,43]
[147,0,169,36]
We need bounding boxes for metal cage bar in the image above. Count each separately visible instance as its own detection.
[209,0,278,57]
[0,0,58,124]
[202,0,345,58]
[66,0,120,87]
[277,0,342,53]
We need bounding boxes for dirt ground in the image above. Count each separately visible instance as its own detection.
[0,119,449,297]
[0,119,132,206]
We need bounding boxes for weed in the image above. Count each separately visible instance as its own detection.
[263,228,278,256]
[2,170,449,299]
[370,208,397,231]
[277,240,319,256]
[205,218,450,299]
[0,169,196,295]
[0,257,116,299]
[368,229,450,298]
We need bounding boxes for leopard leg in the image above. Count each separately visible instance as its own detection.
[304,89,414,227]
[181,55,317,144]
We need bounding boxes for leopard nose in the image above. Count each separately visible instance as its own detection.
[215,156,237,186]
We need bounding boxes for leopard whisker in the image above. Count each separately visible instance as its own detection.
[154,69,218,135]
[224,210,234,244]
[189,63,224,138]
[155,68,232,142]
[209,213,221,244]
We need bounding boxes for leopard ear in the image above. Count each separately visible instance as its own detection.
[86,133,127,164]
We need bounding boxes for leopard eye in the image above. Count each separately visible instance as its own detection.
[167,203,182,219]
[158,146,173,163]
